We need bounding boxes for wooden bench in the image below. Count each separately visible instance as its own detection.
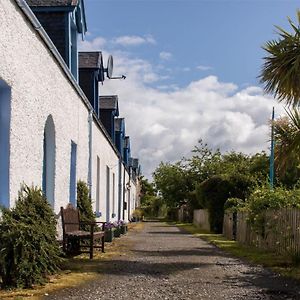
[61,204,105,259]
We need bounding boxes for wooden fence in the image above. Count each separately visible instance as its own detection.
[193,209,210,231]
[223,208,300,255]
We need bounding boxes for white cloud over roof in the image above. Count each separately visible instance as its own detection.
[79,37,284,179]
[113,35,156,46]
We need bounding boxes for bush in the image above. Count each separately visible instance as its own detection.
[77,180,95,230]
[198,176,232,233]
[224,197,244,213]
[0,185,62,288]
[244,186,300,236]
[132,208,143,221]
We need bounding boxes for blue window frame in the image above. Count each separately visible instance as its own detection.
[0,81,11,207]
[69,141,77,206]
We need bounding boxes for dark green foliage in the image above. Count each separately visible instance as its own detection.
[260,10,300,107]
[0,185,62,288]
[153,161,194,209]
[153,141,272,225]
[198,176,232,233]
[226,173,256,200]
[77,180,95,230]
[224,197,244,213]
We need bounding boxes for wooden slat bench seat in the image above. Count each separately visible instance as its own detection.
[61,204,105,259]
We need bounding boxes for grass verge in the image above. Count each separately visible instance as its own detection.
[175,223,300,281]
[0,222,144,300]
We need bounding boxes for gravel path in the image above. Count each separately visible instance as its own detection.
[46,222,300,299]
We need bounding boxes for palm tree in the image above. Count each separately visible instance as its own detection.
[260,10,300,107]
[273,108,300,173]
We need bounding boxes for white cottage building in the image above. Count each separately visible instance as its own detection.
[0,0,141,228]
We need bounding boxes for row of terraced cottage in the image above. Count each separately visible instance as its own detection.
[0,0,142,238]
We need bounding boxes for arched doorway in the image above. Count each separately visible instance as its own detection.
[42,115,56,207]
[0,80,11,207]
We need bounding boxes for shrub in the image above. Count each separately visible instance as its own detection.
[0,185,62,288]
[244,186,300,236]
[224,197,245,213]
[132,208,143,221]
[198,176,232,233]
[77,180,95,230]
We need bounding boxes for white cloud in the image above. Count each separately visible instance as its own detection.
[113,35,156,46]
[196,65,213,71]
[79,37,284,179]
[78,37,106,51]
[159,51,173,60]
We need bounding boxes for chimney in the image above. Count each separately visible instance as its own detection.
[26,0,87,80]
[79,52,103,114]
[99,95,119,142]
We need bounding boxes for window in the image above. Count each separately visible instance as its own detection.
[69,141,77,206]
[112,173,115,217]
[106,166,110,222]
[96,156,100,214]
[42,115,56,208]
[0,80,11,207]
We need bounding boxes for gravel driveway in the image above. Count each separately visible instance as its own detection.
[46,221,300,300]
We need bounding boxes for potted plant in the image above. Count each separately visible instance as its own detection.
[113,221,121,238]
[104,222,115,242]
[118,220,127,234]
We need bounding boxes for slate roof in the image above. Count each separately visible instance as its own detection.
[26,0,78,6]
[130,158,139,169]
[79,52,103,69]
[115,118,124,132]
[99,95,118,111]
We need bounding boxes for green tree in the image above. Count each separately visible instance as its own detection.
[153,161,192,208]
[260,10,300,107]
[273,109,300,187]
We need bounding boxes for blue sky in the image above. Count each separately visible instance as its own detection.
[81,0,299,178]
[85,0,299,88]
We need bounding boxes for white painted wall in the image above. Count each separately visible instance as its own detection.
[91,122,120,223]
[0,0,91,212]
[0,0,133,231]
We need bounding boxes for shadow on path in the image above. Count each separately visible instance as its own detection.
[133,247,228,258]
[97,260,212,277]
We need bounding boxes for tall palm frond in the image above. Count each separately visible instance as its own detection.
[260,10,300,107]
[273,107,300,173]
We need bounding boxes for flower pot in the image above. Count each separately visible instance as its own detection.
[105,229,114,242]
[114,226,121,238]
[120,225,127,234]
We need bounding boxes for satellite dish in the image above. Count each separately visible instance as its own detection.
[102,54,126,81]
[107,55,113,79]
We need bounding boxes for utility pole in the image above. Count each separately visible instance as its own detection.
[270,107,275,189]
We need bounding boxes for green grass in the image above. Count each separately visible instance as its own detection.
[175,223,300,281]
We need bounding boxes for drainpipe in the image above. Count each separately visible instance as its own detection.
[122,164,126,221]
[88,110,93,198]
[118,156,122,220]
[127,166,131,221]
